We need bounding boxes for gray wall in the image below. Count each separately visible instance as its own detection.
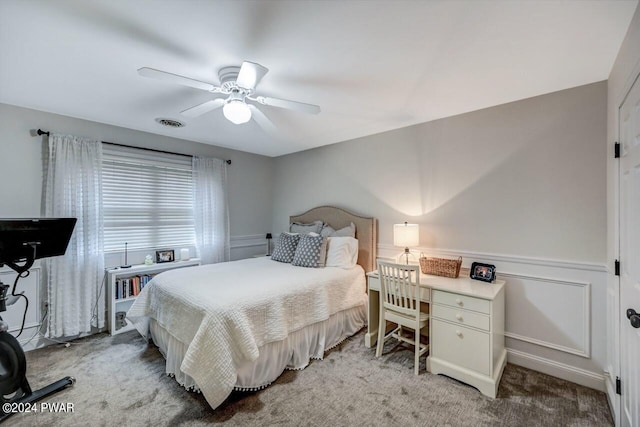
[0,103,273,254]
[0,76,612,385]
[272,82,607,263]
[0,103,273,349]
[270,82,609,389]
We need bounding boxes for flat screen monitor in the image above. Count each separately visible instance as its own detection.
[0,218,77,264]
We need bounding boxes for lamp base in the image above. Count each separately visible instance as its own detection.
[398,248,416,265]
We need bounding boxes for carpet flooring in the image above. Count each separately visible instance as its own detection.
[4,329,612,426]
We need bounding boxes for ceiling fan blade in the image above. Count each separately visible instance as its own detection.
[248,105,277,135]
[236,61,269,91]
[138,67,219,92]
[255,96,320,114]
[180,99,225,118]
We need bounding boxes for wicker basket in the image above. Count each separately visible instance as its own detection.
[419,255,462,278]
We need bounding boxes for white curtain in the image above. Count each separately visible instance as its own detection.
[44,134,105,338]
[192,157,230,264]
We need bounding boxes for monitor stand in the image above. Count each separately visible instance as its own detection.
[0,260,75,422]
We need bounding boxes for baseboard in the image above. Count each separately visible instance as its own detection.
[21,326,107,352]
[507,348,605,391]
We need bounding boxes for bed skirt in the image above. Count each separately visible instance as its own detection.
[150,303,366,393]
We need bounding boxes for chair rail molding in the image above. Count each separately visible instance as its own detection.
[230,234,266,249]
[230,234,268,260]
[377,244,606,272]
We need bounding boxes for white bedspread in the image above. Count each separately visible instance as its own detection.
[127,257,366,409]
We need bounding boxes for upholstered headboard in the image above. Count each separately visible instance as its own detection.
[290,206,377,272]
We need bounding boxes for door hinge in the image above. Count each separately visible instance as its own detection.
[615,260,620,276]
[614,142,620,158]
[616,377,621,395]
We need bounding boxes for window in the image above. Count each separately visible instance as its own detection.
[102,145,196,252]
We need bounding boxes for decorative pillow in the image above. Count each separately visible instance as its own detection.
[271,232,300,263]
[292,234,326,268]
[321,222,356,238]
[308,232,328,267]
[290,220,323,235]
[325,236,359,269]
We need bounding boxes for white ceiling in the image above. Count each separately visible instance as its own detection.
[0,1,637,157]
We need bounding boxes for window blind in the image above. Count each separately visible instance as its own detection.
[102,144,196,252]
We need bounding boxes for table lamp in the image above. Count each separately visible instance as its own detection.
[394,222,419,264]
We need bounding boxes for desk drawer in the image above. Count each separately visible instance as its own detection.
[432,290,490,314]
[431,319,490,376]
[432,304,490,332]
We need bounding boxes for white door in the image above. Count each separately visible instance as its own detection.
[619,73,640,427]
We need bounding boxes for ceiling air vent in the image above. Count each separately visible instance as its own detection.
[155,118,185,128]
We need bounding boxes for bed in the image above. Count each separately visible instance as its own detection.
[127,206,377,410]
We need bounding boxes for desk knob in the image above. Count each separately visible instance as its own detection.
[455,298,463,305]
[456,314,463,321]
[456,330,462,337]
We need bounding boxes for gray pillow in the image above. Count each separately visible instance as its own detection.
[290,220,323,234]
[320,224,335,238]
[271,233,300,263]
[309,232,328,267]
[321,222,356,238]
[292,234,326,268]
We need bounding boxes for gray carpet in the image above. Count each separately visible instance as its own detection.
[5,330,612,426]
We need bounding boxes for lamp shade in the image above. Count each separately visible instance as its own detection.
[393,223,419,247]
[223,100,252,124]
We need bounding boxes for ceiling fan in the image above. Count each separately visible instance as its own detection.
[137,61,321,132]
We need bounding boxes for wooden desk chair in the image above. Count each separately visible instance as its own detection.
[375,261,429,375]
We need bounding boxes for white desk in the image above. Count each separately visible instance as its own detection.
[366,271,506,398]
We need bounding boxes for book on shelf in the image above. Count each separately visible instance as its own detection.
[115,274,154,300]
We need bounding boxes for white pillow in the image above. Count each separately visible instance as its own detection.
[325,236,358,268]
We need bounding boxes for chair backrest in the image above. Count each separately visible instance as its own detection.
[377,260,420,316]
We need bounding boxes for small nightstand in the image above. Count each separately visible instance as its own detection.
[107,259,201,335]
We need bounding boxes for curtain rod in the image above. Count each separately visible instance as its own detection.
[35,129,231,165]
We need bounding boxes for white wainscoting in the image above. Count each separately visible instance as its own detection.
[230,234,268,260]
[499,272,590,358]
[377,244,608,391]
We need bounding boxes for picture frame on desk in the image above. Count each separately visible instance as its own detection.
[470,262,496,283]
[155,249,174,263]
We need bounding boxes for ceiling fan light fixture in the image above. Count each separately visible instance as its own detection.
[223,100,251,125]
